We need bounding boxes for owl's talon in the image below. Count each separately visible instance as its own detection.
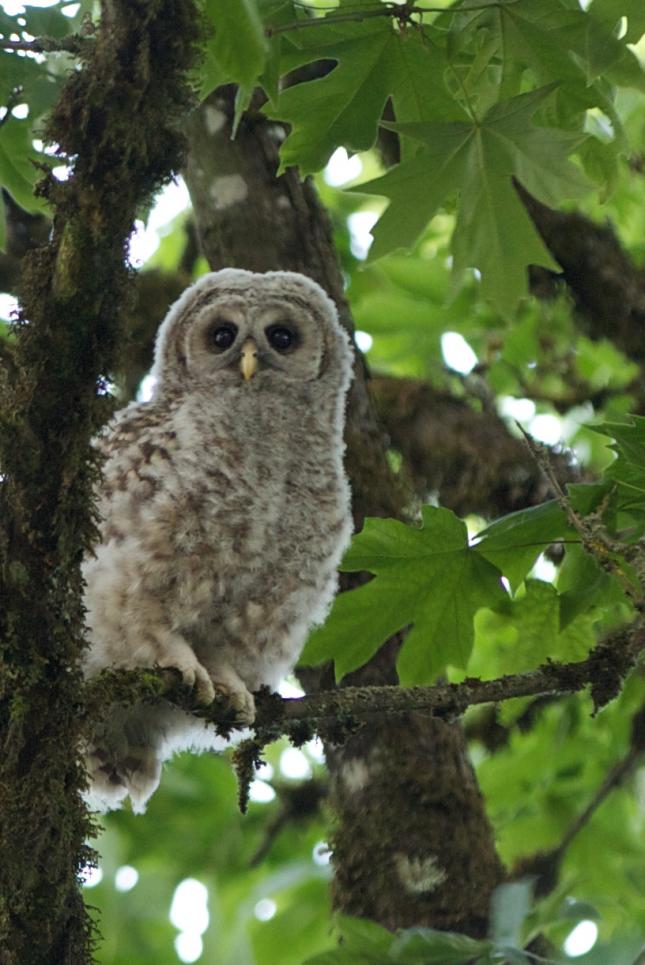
[193,666,217,706]
[214,681,256,726]
[159,658,215,706]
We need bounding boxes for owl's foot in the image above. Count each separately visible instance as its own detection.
[214,681,255,725]
[159,654,215,706]
[210,664,256,726]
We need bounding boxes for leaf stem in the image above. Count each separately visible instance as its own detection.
[266,6,401,36]
[517,422,642,605]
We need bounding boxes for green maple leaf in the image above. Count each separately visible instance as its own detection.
[473,580,595,680]
[199,0,267,98]
[488,0,644,145]
[594,417,645,517]
[590,0,645,43]
[301,506,507,685]
[499,0,638,87]
[266,25,463,176]
[474,500,573,593]
[558,544,628,629]
[596,416,645,473]
[0,120,48,250]
[475,480,613,592]
[459,0,644,113]
[355,86,590,313]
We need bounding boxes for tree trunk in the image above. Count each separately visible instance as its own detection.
[183,89,505,937]
[0,3,200,961]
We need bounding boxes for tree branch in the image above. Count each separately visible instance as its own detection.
[0,35,90,55]
[556,747,639,856]
[517,423,644,606]
[265,1,518,35]
[85,617,645,746]
[370,374,583,518]
[248,778,327,867]
[463,696,558,752]
[516,181,645,371]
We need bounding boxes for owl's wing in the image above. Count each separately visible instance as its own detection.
[93,400,179,496]
[95,401,170,457]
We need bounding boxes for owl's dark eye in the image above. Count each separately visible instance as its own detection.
[209,323,238,352]
[266,324,297,353]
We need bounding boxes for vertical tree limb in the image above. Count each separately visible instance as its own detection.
[0,3,201,961]
[183,91,505,937]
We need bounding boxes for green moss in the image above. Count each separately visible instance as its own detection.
[0,3,204,962]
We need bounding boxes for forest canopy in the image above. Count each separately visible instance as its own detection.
[1,1,645,964]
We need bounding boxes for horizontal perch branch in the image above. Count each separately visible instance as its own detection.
[268,623,645,732]
[84,616,645,745]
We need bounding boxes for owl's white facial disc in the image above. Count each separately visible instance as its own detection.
[184,294,325,387]
[153,269,353,397]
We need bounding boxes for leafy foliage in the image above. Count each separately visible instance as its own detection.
[199,0,268,125]
[303,445,638,686]
[0,118,47,246]
[302,506,508,683]
[301,884,612,964]
[0,3,82,246]
[303,915,496,964]
[595,416,645,524]
[4,0,645,311]
[266,22,459,175]
[247,0,642,312]
[356,86,589,309]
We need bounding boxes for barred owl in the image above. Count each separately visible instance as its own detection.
[82,269,353,812]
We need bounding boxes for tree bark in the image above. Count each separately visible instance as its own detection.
[517,181,645,364]
[0,3,200,961]
[369,375,582,517]
[183,90,504,937]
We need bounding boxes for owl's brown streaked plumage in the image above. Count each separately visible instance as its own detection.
[83,269,353,812]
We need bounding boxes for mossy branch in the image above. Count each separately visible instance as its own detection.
[84,615,645,747]
[0,35,92,54]
[0,2,203,961]
[82,617,644,818]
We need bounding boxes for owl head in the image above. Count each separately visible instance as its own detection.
[152,269,353,399]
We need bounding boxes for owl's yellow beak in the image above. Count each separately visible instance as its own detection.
[240,338,258,381]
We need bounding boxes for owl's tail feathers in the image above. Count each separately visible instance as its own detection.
[121,748,163,814]
[83,743,162,814]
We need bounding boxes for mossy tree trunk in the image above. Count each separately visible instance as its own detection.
[184,90,505,937]
[0,3,201,962]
